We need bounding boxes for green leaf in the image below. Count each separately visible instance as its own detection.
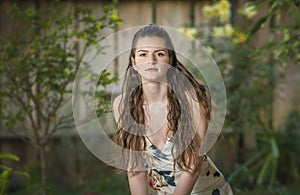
[115,18,123,25]
[0,169,12,179]
[269,0,281,13]
[104,6,110,14]
[270,156,278,185]
[270,137,279,158]
[0,153,20,161]
[257,154,272,185]
[0,174,10,194]
[247,14,270,38]
[12,170,30,178]
[290,2,300,24]
[227,148,266,182]
[0,165,13,172]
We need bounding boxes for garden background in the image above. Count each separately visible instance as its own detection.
[0,0,299,194]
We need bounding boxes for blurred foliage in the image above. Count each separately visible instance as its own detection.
[9,139,129,195]
[181,0,300,194]
[227,0,300,193]
[249,0,300,67]
[83,172,130,195]
[0,153,29,195]
[0,1,121,133]
[0,0,122,194]
[228,110,300,194]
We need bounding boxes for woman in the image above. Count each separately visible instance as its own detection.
[113,24,233,195]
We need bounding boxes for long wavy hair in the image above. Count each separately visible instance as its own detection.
[114,24,211,172]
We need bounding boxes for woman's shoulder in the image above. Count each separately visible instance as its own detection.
[185,92,201,111]
[112,94,124,122]
[113,94,123,109]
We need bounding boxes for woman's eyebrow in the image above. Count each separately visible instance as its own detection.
[136,49,167,53]
[136,49,149,53]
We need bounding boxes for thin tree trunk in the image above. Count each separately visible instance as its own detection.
[40,144,47,195]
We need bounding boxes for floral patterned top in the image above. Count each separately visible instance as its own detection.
[142,136,233,195]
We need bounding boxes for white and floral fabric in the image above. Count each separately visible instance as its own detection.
[142,136,233,195]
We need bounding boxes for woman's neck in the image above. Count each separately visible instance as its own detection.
[142,81,168,104]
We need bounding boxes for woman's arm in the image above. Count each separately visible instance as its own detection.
[173,167,201,195]
[113,95,122,123]
[113,96,148,194]
[128,171,148,195]
[172,96,207,195]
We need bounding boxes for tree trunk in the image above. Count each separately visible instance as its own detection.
[40,144,47,195]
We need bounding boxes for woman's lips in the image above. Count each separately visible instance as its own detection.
[145,68,158,71]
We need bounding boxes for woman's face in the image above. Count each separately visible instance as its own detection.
[131,36,171,82]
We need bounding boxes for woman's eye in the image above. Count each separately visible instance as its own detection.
[157,52,165,57]
[139,53,146,57]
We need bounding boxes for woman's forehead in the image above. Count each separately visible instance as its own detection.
[135,36,167,49]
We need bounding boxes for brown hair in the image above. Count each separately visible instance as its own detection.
[114,24,211,172]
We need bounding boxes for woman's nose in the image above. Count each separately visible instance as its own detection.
[149,53,157,64]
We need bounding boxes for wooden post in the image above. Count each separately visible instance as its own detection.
[152,0,157,24]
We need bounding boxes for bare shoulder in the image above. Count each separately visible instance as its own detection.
[113,94,123,110]
[185,93,207,139]
[112,94,123,122]
[185,93,201,114]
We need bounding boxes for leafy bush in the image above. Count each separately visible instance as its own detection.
[0,153,29,195]
[0,1,122,194]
